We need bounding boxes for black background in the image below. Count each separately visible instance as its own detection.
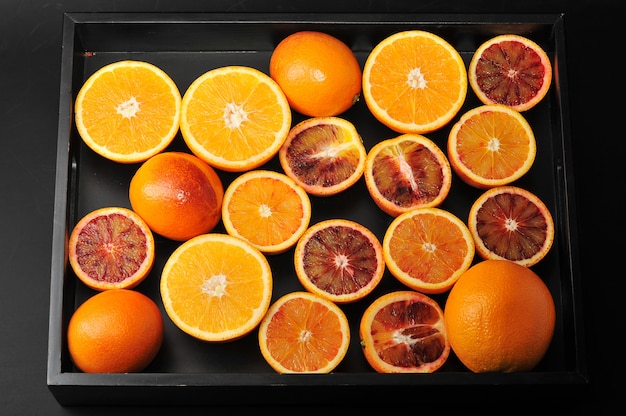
[1,0,621,414]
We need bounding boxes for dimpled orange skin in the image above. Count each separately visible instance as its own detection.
[270,31,362,117]
[129,152,224,242]
[67,289,163,373]
[444,259,556,373]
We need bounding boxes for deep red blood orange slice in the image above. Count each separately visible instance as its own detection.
[279,117,366,197]
[68,207,155,291]
[294,219,385,304]
[359,290,450,373]
[469,34,552,112]
[364,134,452,217]
[468,185,554,267]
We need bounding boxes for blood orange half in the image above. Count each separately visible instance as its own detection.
[468,186,554,267]
[469,34,552,112]
[294,219,385,304]
[360,290,450,373]
[68,207,155,291]
[364,134,452,217]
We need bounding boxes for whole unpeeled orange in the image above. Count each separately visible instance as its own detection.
[67,289,163,373]
[129,151,224,241]
[270,31,362,117]
[444,259,556,373]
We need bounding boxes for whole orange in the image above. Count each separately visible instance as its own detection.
[67,289,163,373]
[269,31,362,117]
[129,151,224,241]
[443,259,555,373]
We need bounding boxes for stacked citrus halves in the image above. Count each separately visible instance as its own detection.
[68,28,556,376]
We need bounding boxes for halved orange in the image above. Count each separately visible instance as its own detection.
[469,34,553,112]
[447,104,537,189]
[74,60,181,164]
[362,30,467,134]
[180,66,292,172]
[279,117,367,196]
[258,291,350,373]
[364,134,452,217]
[221,170,312,255]
[383,207,475,294]
[160,233,273,342]
[468,186,554,267]
[294,219,385,304]
[68,207,155,291]
[359,290,450,373]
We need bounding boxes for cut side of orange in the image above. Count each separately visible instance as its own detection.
[74,60,181,164]
[68,207,155,291]
[468,186,554,267]
[383,207,475,294]
[222,170,312,255]
[360,290,450,373]
[294,219,385,304]
[160,233,273,342]
[279,117,367,196]
[448,104,537,189]
[258,291,350,373]
[363,30,467,134]
[180,65,292,172]
[469,34,552,112]
[365,134,452,217]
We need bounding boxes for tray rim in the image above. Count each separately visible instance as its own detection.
[48,11,589,406]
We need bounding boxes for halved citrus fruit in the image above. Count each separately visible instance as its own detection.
[468,186,554,267]
[222,170,312,255]
[67,289,163,373]
[180,65,292,172]
[129,151,224,242]
[447,104,537,189]
[68,207,155,291]
[160,233,273,342]
[269,31,362,117]
[258,291,350,373]
[359,290,450,373]
[364,134,452,217]
[444,259,556,372]
[294,219,385,304]
[278,117,367,196]
[469,34,552,112]
[74,60,181,163]
[383,207,475,294]
[362,30,467,134]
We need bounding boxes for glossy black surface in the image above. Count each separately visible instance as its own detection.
[1,0,620,413]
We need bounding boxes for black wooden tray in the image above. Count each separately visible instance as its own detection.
[48,12,588,406]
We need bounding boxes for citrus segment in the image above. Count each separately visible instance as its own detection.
[468,186,554,267]
[129,152,224,242]
[444,259,556,372]
[67,289,163,373]
[68,207,155,291]
[270,31,362,117]
[359,290,450,373]
[362,30,467,134]
[364,134,452,217]
[258,291,350,373]
[180,66,292,172]
[469,34,552,112]
[383,207,475,294]
[222,170,312,254]
[294,219,385,304]
[448,104,537,189]
[74,60,181,163]
[160,233,273,342]
[279,117,367,196]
